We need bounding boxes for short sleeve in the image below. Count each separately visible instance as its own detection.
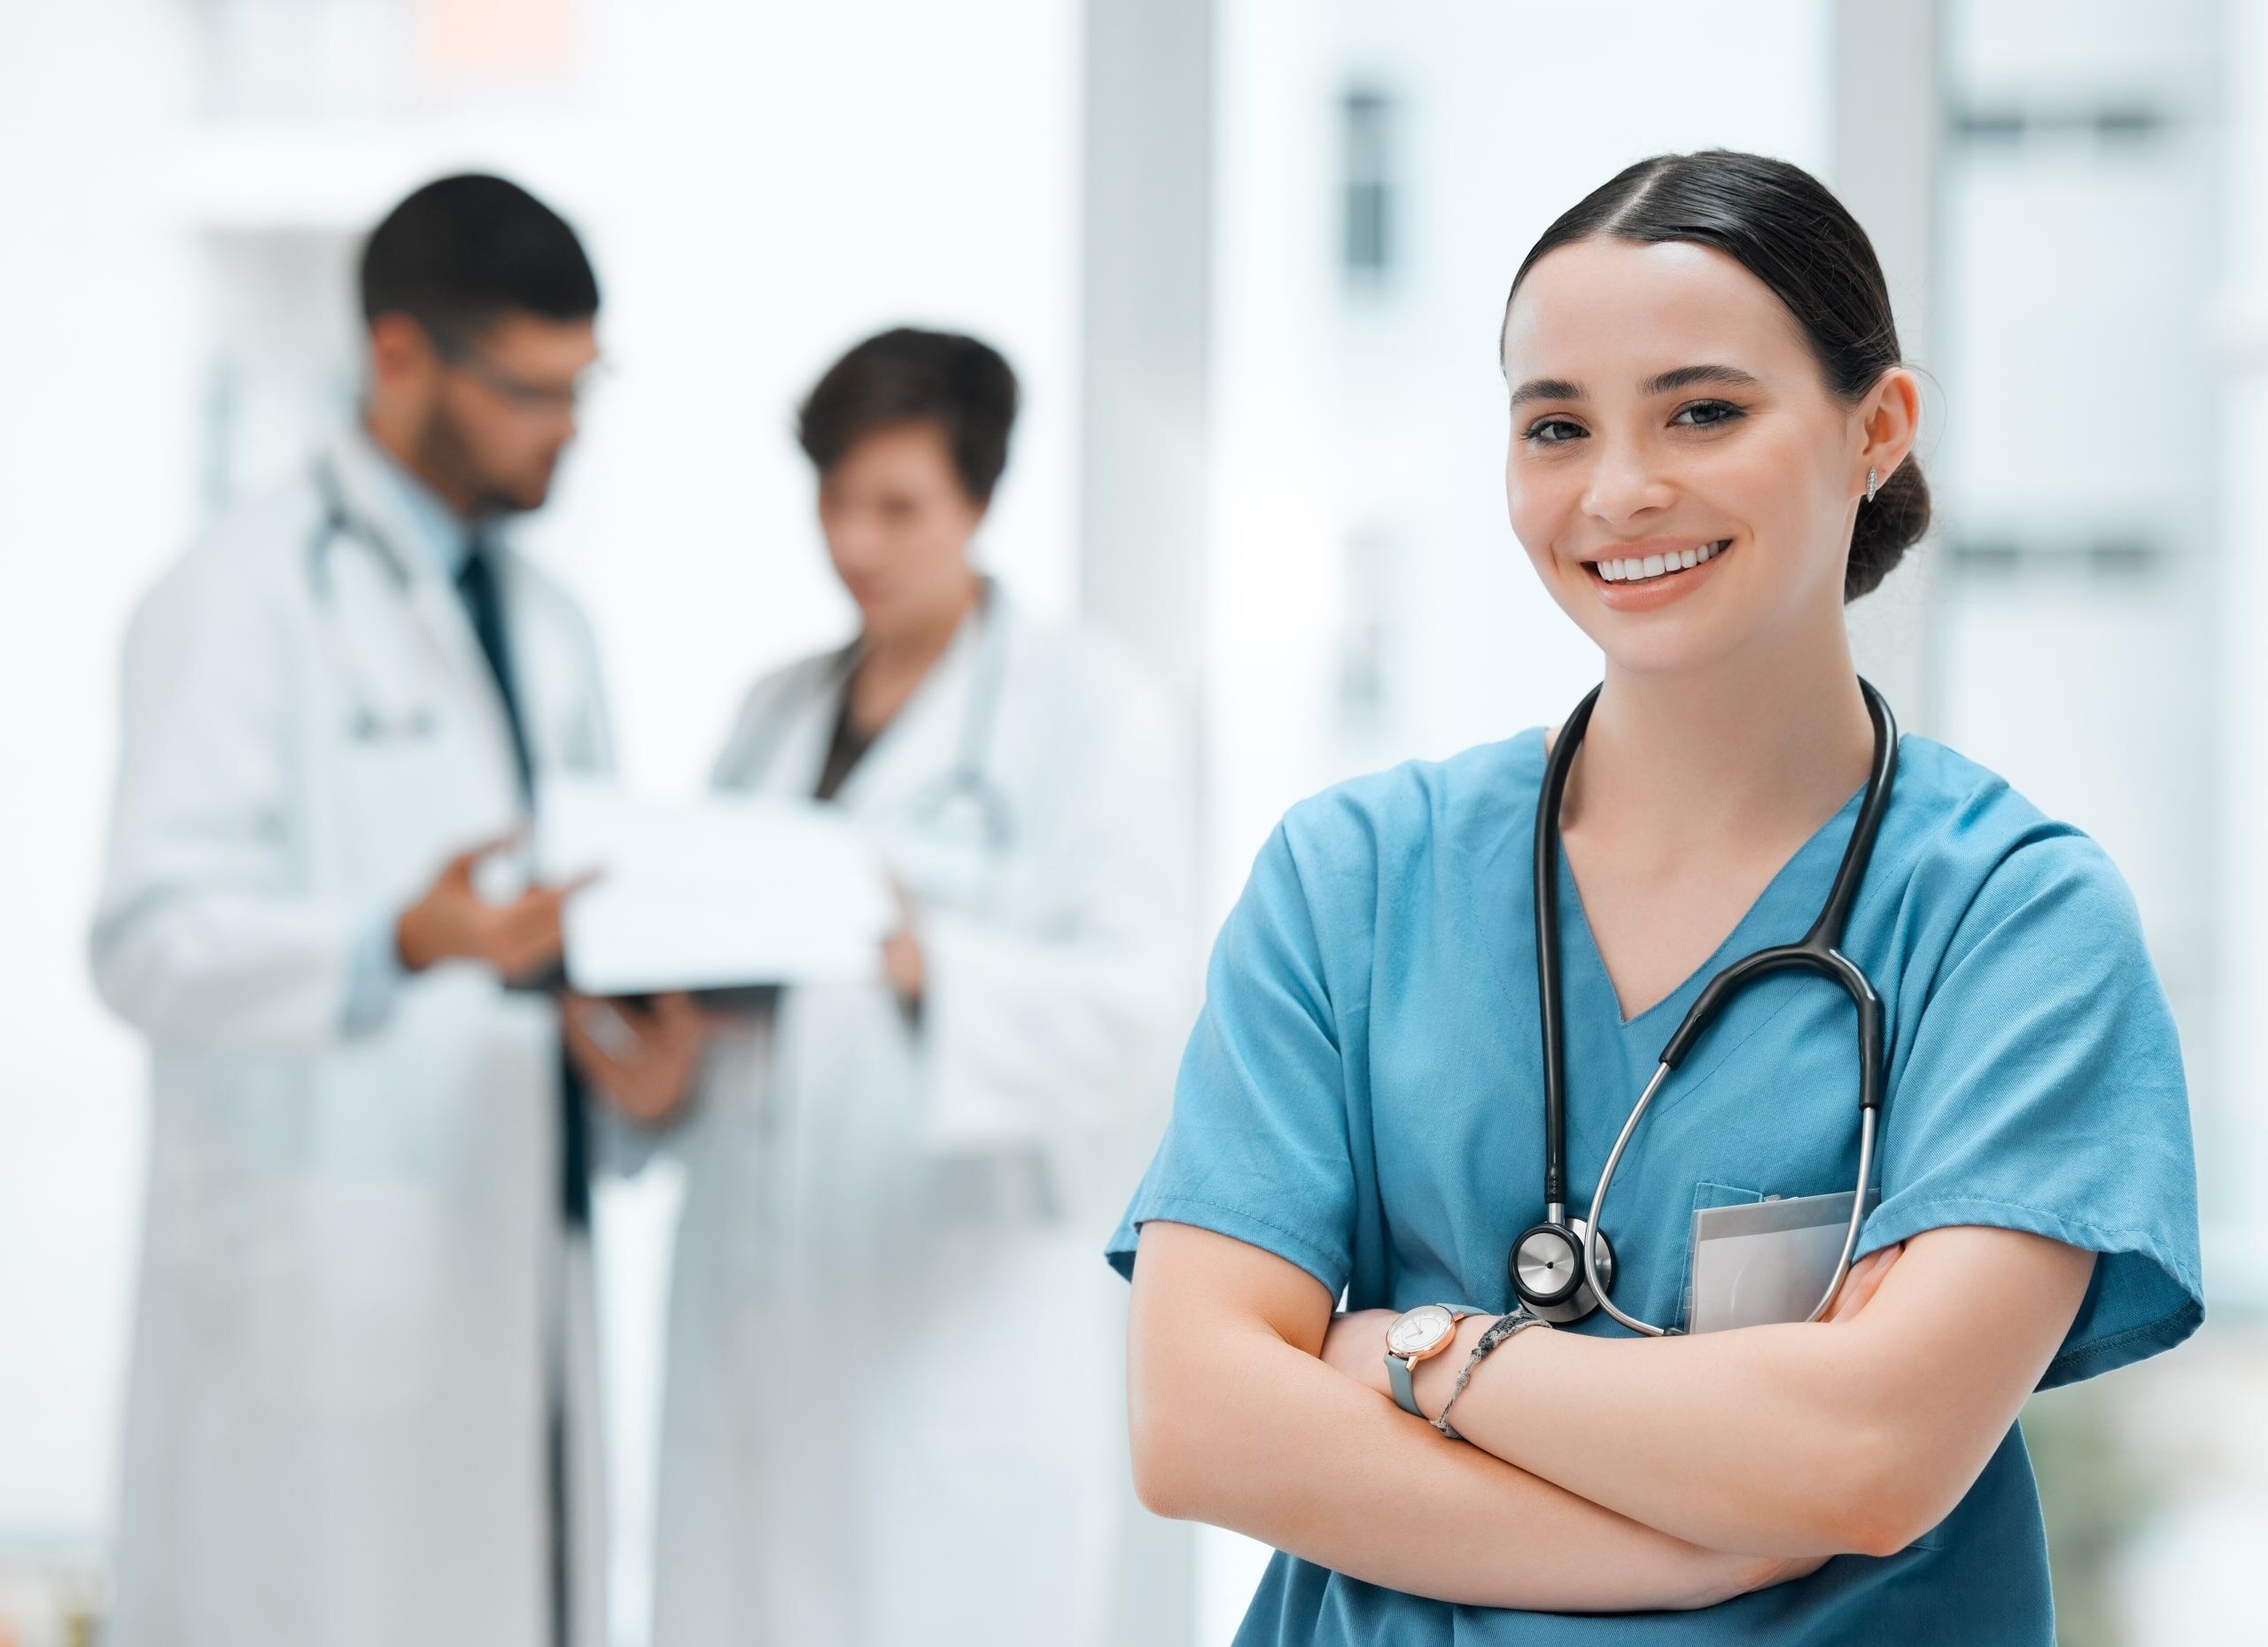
[1863,833,2203,1387]
[1103,822,1359,1297]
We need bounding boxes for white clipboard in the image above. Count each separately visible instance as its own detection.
[536,777,896,995]
[1685,1187,1881,1333]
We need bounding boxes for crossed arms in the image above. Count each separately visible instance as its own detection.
[1125,1219,2093,1613]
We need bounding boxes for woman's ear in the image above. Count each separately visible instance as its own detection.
[1857,367,1922,496]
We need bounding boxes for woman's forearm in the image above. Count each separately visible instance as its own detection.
[1421,1315,1878,1557]
[1133,1309,1796,1612]
[1405,1231,2094,1558]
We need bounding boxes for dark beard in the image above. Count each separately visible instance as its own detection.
[413,401,528,523]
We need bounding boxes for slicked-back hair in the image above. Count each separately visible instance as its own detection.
[1506,150,1929,602]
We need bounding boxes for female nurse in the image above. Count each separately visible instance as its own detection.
[1109,150,2202,1644]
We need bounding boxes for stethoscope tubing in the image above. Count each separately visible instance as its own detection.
[307,455,445,742]
[1529,678,1899,1335]
[1583,1066,1879,1336]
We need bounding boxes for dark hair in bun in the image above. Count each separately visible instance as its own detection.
[1504,150,1928,602]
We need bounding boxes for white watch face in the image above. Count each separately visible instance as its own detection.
[1386,1304,1455,1356]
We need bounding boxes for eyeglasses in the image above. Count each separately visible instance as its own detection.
[431,329,610,413]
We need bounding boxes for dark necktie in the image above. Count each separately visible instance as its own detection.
[455,542,591,1231]
[458,539,587,1646]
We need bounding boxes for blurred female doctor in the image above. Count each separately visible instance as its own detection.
[568,329,1196,1646]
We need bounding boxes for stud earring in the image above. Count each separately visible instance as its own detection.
[1865,466,1880,503]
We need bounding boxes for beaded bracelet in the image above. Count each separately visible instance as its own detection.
[1433,1308,1552,1441]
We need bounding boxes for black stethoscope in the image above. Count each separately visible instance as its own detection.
[307,454,443,743]
[1509,678,1900,1335]
[728,580,1017,855]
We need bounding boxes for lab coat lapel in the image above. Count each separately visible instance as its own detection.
[826,594,990,827]
[728,653,851,800]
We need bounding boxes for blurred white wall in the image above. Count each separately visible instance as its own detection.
[2222,0,2268,1309]
[1930,0,2233,1275]
[4,3,2263,1645]
[1202,0,1833,920]
[0,0,199,1555]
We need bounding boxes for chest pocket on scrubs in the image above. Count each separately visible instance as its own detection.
[1675,1180,1764,1331]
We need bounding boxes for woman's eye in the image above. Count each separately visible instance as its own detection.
[1672,400,1744,429]
[1524,417,1585,445]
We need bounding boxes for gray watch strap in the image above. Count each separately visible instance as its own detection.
[1386,1348,1422,1416]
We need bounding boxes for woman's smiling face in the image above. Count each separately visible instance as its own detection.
[1501,236,1885,678]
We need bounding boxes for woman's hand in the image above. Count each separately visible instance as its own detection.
[880,877,926,1007]
[1718,1549,1833,1602]
[563,991,707,1125]
[882,927,926,1006]
[1824,1243,1902,1325]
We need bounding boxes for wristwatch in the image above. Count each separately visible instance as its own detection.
[1382,1303,1487,1419]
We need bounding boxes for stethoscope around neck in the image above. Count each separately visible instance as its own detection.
[732,579,1017,855]
[307,454,444,742]
[1509,677,1900,1335]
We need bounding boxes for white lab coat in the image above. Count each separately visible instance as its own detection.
[89,430,612,1647]
[647,592,1196,1647]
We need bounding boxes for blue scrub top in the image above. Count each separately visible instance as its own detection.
[1106,729,2202,1647]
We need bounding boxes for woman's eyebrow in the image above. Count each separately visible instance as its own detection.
[1507,377,1582,409]
[1642,363,1761,395]
[1508,364,1762,411]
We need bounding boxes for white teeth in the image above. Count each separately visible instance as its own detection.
[1594,540,1727,585]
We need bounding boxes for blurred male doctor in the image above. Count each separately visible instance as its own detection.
[89,175,613,1647]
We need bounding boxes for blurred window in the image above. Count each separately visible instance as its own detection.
[1342,87,1397,284]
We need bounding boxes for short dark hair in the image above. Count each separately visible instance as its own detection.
[796,328,1020,504]
[359,174,600,340]
[1505,150,1930,602]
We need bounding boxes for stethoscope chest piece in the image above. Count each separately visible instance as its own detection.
[1511,1215,1613,1325]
